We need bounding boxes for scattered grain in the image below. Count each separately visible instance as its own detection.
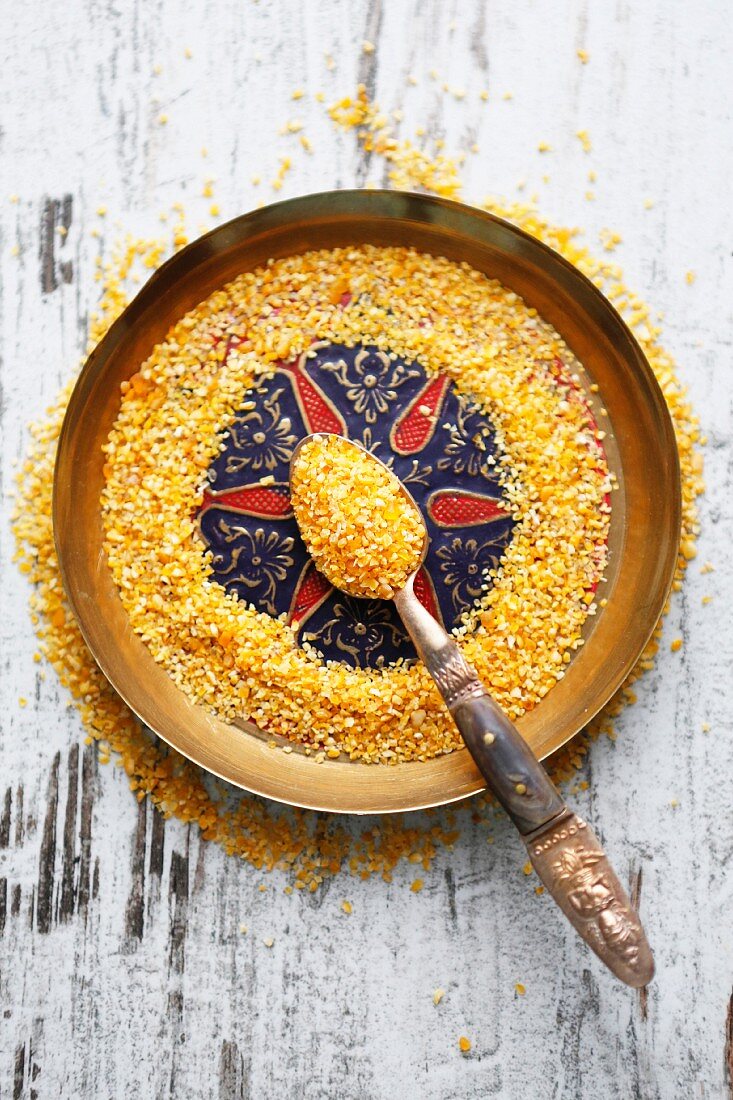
[576,129,591,153]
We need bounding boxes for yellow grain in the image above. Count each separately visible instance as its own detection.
[291,435,424,600]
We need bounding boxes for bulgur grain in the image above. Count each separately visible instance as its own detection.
[291,435,425,599]
[99,242,612,764]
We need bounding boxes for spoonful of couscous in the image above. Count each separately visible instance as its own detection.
[290,433,654,989]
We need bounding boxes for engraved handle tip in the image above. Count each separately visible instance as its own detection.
[525,812,654,988]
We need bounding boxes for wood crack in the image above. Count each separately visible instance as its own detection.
[59,743,79,922]
[35,753,60,934]
[354,0,383,185]
[630,865,649,1020]
[39,195,73,294]
[725,988,733,1099]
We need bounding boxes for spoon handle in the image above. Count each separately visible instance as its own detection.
[393,578,654,988]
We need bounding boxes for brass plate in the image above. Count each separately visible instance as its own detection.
[53,191,681,814]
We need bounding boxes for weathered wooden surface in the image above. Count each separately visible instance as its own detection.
[1,1,732,1096]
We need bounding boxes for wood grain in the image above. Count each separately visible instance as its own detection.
[1,1,732,1097]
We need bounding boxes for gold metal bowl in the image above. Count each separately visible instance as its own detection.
[53,190,681,814]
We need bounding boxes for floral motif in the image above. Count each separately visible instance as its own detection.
[356,430,434,488]
[553,846,644,968]
[225,388,298,472]
[322,347,421,424]
[202,344,515,668]
[437,399,497,480]
[395,457,433,489]
[210,522,294,613]
[435,535,504,612]
[319,597,406,665]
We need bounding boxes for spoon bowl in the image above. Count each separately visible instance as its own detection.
[289,432,430,587]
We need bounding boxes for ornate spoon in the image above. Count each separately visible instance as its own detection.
[290,433,654,988]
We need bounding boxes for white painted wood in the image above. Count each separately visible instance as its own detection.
[1,1,732,1096]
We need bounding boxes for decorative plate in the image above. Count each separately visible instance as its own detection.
[53,192,680,813]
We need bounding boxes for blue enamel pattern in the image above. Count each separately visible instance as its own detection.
[198,343,515,668]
